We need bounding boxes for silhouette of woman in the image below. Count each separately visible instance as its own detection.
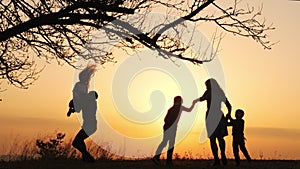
[196,78,232,166]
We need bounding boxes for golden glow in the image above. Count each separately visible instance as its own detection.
[1,0,300,159]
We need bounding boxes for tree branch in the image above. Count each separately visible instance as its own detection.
[153,0,214,42]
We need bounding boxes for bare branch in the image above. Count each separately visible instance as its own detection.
[0,0,275,89]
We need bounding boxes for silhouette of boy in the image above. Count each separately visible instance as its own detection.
[226,109,251,165]
[72,91,98,162]
[152,96,196,166]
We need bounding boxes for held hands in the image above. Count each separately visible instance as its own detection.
[192,98,200,107]
[225,113,231,120]
[186,99,199,112]
[183,98,200,112]
[193,98,200,103]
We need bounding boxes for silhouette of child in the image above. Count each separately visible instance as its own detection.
[227,109,251,165]
[152,96,197,166]
[72,91,98,162]
[67,64,96,117]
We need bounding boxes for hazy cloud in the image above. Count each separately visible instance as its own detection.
[246,127,300,139]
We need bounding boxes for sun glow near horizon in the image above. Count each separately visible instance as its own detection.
[1,0,300,160]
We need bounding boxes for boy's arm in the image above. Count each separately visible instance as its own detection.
[181,100,198,112]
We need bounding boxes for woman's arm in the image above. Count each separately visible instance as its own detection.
[226,112,233,126]
[199,90,208,102]
[225,98,232,116]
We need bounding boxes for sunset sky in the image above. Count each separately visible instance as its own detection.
[1,0,300,160]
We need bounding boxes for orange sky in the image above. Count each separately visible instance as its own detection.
[0,0,300,160]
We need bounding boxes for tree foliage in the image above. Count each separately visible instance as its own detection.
[0,0,274,89]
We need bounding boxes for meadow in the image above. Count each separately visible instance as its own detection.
[0,159,299,169]
[0,132,299,169]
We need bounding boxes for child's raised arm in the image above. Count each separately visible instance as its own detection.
[181,100,198,112]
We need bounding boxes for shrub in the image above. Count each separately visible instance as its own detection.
[35,132,67,159]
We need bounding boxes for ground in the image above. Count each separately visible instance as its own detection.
[0,160,299,169]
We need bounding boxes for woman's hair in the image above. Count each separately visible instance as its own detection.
[205,78,225,98]
[79,64,97,85]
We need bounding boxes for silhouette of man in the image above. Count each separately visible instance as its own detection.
[72,91,98,162]
[195,78,232,166]
[67,64,97,162]
[152,96,196,166]
[227,109,251,165]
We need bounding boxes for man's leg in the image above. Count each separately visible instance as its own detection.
[72,129,94,162]
[72,129,88,153]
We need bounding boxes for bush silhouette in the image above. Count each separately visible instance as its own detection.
[35,132,67,159]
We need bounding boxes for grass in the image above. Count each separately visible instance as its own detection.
[0,159,299,169]
[0,131,117,161]
[0,131,299,169]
